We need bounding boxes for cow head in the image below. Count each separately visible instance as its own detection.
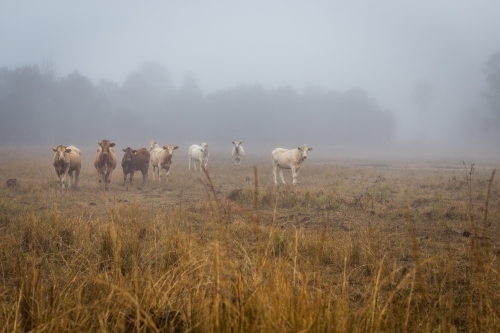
[52,145,71,161]
[99,140,115,156]
[297,144,313,159]
[149,140,157,151]
[233,141,243,152]
[162,144,179,156]
[199,142,209,153]
[122,147,137,162]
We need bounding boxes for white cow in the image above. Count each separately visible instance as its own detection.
[272,144,313,186]
[231,141,245,167]
[188,142,209,172]
[52,145,82,190]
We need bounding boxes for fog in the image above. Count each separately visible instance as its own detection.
[1,1,499,162]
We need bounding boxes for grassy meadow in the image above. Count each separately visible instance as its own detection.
[0,146,499,332]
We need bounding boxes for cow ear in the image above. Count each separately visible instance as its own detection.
[133,150,137,155]
[232,141,235,144]
[52,147,57,152]
[122,149,126,152]
[98,141,102,147]
[297,146,302,150]
[308,147,313,151]
[174,146,179,150]
[240,141,242,144]
[163,146,168,150]
[65,148,72,153]
[110,143,115,147]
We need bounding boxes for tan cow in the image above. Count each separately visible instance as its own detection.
[272,144,313,186]
[52,145,81,190]
[94,140,117,190]
[121,147,150,184]
[150,143,179,181]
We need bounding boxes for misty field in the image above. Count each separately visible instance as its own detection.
[1,146,499,332]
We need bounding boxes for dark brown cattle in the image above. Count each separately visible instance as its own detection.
[94,140,117,190]
[121,147,150,184]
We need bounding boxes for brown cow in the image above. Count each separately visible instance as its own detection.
[94,140,117,190]
[121,147,150,184]
[52,145,82,190]
[150,144,179,181]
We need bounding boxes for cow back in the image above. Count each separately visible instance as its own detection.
[66,145,82,172]
[150,147,163,165]
[134,148,150,169]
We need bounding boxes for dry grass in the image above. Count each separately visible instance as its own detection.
[1,147,500,332]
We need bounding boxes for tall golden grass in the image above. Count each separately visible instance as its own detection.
[0,149,499,332]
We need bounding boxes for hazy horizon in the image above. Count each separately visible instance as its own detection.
[1,1,500,156]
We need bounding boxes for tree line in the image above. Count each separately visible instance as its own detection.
[0,61,400,148]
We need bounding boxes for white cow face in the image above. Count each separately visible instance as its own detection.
[52,145,71,160]
[232,141,242,148]
[200,142,209,153]
[162,144,179,156]
[297,144,313,159]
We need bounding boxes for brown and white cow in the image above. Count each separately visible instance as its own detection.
[52,145,82,190]
[272,144,313,186]
[94,140,117,190]
[121,147,150,184]
[231,141,245,167]
[150,144,179,181]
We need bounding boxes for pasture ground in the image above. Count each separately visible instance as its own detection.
[1,146,500,332]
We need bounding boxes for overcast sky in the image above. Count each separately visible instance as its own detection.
[1,1,499,141]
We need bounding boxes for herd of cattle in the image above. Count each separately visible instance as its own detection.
[51,140,313,190]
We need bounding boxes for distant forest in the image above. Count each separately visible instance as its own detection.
[0,61,396,148]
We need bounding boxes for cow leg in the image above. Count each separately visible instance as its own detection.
[97,169,102,183]
[74,168,80,189]
[291,166,299,186]
[56,170,62,190]
[279,168,286,185]
[129,170,134,183]
[68,171,74,188]
[104,173,109,189]
[142,168,147,184]
[189,157,191,170]
[123,172,127,184]
[272,162,279,186]
[62,169,69,190]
